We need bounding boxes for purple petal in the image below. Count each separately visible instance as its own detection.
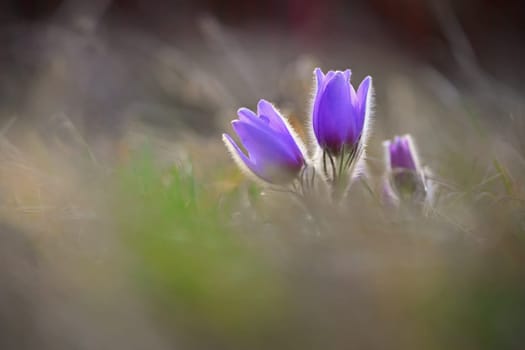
[325,71,336,81]
[256,99,288,134]
[352,76,372,143]
[389,139,400,168]
[356,76,372,113]
[256,100,304,161]
[343,69,351,82]
[232,121,303,182]
[401,138,417,170]
[389,136,416,170]
[312,68,328,139]
[314,71,353,153]
[314,68,337,93]
[312,69,338,129]
[314,67,325,91]
[237,106,280,135]
[237,107,257,119]
[237,107,260,126]
[312,69,325,142]
[223,133,259,177]
[238,101,304,165]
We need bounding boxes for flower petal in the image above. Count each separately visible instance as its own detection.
[256,99,305,161]
[315,71,353,153]
[343,69,351,82]
[222,133,260,179]
[238,101,304,166]
[237,107,266,129]
[314,67,325,91]
[389,136,416,170]
[401,137,417,170]
[256,99,288,134]
[237,107,258,122]
[312,69,325,143]
[232,121,303,183]
[313,69,336,140]
[357,77,372,113]
[352,76,372,142]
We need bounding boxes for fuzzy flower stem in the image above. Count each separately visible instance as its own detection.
[338,144,346,180]
[322,150,328,178]
[343,145,355,170]
[327,151,337,181]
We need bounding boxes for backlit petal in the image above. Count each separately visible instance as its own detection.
[315,71,353,153]
[232,121,303,183]
[256,99,288,134]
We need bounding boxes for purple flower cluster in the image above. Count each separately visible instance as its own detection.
[223,67,432,205]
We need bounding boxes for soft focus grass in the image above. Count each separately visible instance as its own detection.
[107,139,525,349]
[113,148,288,346]
[1,123,524,349]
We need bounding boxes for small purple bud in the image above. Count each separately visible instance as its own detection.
[312,68,373,155]
[387,135,418,171]
[223,99,306,184]
[383,135,427,203]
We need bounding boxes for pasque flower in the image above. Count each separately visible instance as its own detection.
[223,99,307,185]
[387,135,418,171]
[383,135,430,204]
[311,68,373,196]
[312,68,373,156]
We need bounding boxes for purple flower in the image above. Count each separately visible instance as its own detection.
[383,135,428,203]
[386,135,418,171]
[312,68,373,155]
[223,99,306,184]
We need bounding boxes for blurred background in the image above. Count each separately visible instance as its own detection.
[1,0,524,141]
[1,0,524,349]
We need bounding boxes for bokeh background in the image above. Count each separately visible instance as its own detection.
[1,1,524,349]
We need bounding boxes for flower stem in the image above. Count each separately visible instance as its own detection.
[338,144,345,179]
[327,151,337,182]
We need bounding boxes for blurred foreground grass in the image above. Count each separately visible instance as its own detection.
[0,129,524,349]
[113,149,289,346]
[111,140,525,349]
